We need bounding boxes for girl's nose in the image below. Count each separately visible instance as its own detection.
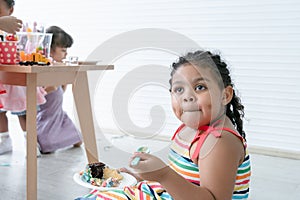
[183,91,196,102]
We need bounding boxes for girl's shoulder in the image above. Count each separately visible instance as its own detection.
[190,124,245,163]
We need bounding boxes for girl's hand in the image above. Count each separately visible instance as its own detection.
[43,86,58,94]
[119,167,143,182]
[129,152,169,182]
[0,16,22,34]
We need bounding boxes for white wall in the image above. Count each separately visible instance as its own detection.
[13,0,300,157]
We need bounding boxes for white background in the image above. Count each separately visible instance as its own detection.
[12,0,300,157]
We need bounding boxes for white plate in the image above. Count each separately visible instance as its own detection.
[73,172,137,191]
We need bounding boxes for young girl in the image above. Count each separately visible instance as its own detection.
[0,0,46,155]
[36,26,82,153]
[76,50,251,200]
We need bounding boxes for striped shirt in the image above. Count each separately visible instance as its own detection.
[79,124,251,200]
[169,124,251,199]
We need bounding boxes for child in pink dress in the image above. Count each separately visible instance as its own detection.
[0,0,46,155]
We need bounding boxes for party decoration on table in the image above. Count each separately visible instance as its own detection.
[17,21,52,66]
[0,34,18,64]
[0,21,52,66]
[18,52,51,66]
[5,34,18,41]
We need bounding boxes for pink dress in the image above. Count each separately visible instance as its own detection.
[0,85,46,112]
[0,83,6,109]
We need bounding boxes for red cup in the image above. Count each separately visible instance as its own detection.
[0,41,18,65]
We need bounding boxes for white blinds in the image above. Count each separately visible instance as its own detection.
[88,0,300,156]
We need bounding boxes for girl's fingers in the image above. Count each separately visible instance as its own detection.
[134,152,150,159]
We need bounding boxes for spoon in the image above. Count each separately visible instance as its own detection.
[131,146,150,166]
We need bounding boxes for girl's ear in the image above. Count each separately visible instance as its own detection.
[50,48,55,57]
[9,7,14,15]
[222,86,233,105]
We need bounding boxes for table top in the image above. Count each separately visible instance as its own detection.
[0,62,114,73]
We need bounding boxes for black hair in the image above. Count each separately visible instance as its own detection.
[4,0,15,8]
[170,50,246,139]
[46,26,73,49]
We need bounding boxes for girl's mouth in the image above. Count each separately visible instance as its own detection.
[183,109,200,113]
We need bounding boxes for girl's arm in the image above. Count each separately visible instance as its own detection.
[130,153,215,199]
[43,86,58,94]
[195,131,245,199]
[130,131,244,200]
[0,16,22,34]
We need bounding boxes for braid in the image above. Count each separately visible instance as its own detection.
[170,50,246,139]
[228,91,246,138]
[209,53,246,139]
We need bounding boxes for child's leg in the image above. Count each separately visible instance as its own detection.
[18,114,41,157]
[0,131,12,154]
[17,114,26,132]
[0,111,12,154]
[23,130,41,157]
[0,111,9,132]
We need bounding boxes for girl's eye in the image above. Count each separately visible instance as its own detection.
[195,85,206,91]
[173,87,184,93]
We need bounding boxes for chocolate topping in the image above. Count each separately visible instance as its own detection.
[88,162,106,179]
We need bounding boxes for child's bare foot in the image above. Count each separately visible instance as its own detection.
[73,141,82,148]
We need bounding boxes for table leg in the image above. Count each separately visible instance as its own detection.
[72,71,99,163]
[26,73,38,200]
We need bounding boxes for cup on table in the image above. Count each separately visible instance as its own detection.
[0,41,18,65]
[68,56,79,66]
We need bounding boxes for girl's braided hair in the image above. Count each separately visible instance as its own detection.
[4,0,15,8]
[170,50,246,139]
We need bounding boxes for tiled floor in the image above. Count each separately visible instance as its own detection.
[1,114,300,199]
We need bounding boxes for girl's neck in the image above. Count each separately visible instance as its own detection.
[208,111,226,127]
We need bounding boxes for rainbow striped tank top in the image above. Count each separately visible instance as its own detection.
[169,124,251,199]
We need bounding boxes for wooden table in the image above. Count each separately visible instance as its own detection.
[0,63,114,200]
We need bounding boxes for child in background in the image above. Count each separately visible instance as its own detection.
[0,0,22,106]
[0,0,46,155]
[36,26,82,154]
[77,50,251,200]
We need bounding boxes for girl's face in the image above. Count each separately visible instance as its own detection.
[51,46,68,62]
[0,0,13,17]
[171,64,227,129]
